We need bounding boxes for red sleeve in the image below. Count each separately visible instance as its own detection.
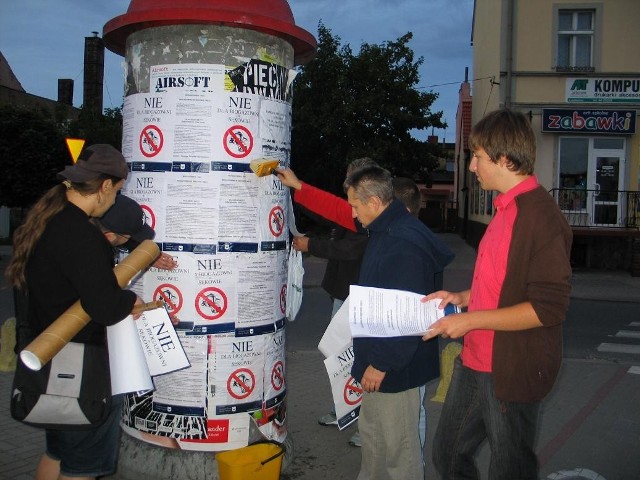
[294,182,357,232]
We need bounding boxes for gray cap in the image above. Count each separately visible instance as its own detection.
[58,144,128,183]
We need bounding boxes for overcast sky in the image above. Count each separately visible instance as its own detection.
[0,0,474,143]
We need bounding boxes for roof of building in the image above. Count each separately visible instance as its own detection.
[0,51,25,92]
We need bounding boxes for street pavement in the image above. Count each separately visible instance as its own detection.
[1,234,639,480]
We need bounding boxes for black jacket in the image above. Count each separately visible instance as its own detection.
[21,203,136,348]
[308,227,368,301]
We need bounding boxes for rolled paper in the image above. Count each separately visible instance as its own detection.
[20,240,160,371]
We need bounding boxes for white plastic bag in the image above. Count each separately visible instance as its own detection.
[286,246,304,321]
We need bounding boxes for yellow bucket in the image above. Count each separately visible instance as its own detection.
[216,442,284,480]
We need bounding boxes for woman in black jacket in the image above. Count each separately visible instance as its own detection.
[6,144,140,480]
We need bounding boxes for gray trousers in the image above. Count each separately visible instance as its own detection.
[356,386,424,480]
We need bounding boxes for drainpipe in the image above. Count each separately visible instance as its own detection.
[504,0,514,109]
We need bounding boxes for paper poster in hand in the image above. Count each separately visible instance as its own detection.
[107,316,154,395]
[318,297,351,358]
[136,307,190,376]
[323,343,361,430]
[107,308,190,395]
[348,285,460,338]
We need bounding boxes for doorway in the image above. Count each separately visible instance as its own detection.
[558,137,626,226]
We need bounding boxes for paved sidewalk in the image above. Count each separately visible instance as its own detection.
[1,235,639,480]
[286,234,640,480]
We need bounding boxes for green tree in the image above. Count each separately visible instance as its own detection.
[0,105,67,208]
[291,24,446,194]
[66,106,123,147]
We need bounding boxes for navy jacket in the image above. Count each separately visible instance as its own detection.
[352,199,454,392]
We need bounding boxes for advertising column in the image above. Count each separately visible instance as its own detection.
[104,2,315,455]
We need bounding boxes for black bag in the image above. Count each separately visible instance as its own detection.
[10,341,112,430]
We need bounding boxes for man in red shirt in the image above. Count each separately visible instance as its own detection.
[423,109,572,479]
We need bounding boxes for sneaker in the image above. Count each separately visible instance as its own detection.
[317,412,338,426]
[348,431,361,447]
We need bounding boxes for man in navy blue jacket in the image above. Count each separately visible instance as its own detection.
[278,165,454,478]
[344,166,453,480]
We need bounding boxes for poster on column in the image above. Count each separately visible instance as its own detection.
[259,198,287,246]
[214,92,260,161]
[190,255,237,332]
[123,92,176,163]
[235,253,284,335]
[225,59,296,103]
[255,190,287,247]
[216,169,260,247]
[144,252,194,324]
[163,173,219,251]
[121,171,167,241]
[121,96,135,160]
[259,330,287,442]
[151,64,224,167]
[259,98,292,166]
[121,333,209,443]
[256,98,290,248]
[208,335,266,418]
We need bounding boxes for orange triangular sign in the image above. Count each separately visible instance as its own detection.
[65,138,85,163]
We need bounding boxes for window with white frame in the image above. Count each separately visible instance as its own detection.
[556,9,595,71]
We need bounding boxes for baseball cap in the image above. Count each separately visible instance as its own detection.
[58,144,129,183]
[100,195,155,243]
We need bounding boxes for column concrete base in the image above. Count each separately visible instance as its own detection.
[111,431,294,480]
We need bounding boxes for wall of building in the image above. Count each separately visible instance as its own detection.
[464,0,640,270]
[467,0,640,220]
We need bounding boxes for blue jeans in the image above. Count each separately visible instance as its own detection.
[433,357,540,480]
[46,395,123,477]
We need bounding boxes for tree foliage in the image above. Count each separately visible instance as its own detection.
[0,104,124,209]
[291,24,446,194]
[67,106,123,147]
[0,105,67,208]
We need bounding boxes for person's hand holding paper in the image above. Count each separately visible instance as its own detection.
[348,285,460,338]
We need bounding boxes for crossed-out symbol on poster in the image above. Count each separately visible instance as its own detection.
[268,206,285,238]
[271,361,285,391]
[227,368,255,400]
[223,125,253,158]
[195,287,228,320]
[279,285,286,314]
[140,204,156,230]
[139,125,164,158]
[343,376,363,406]
[153,283,183,316]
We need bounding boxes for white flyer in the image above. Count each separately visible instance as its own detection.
[107,315,154,395]
[348,285,460,338]
[323,343,361,430]
[135,307,190,376]
[318,298,352,358]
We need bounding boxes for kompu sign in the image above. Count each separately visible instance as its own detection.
[566,77,640,103]
[542,109,636,135]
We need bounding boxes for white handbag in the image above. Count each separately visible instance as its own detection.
[286,194,305,321]
[286,244,304,321]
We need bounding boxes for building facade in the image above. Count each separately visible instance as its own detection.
[460,0,640,272]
